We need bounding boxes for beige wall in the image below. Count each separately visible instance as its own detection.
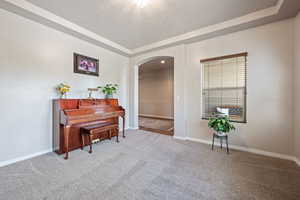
[294,13,300,161]
[130,19,295,156]
[0,9,130,165]
[139,61,174,119]
[185,19,294,155]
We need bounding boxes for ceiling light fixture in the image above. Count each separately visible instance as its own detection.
[161,60,165,64]
[132,0,150,8]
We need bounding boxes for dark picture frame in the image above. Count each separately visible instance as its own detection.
[74,53,99,76]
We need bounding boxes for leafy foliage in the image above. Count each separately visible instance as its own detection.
[208,115,235,133]
[57,83,71,94]
[98,84,118,95]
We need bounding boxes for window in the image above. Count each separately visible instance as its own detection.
[201,53,247,123]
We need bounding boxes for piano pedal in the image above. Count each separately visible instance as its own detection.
[92,138,100,144]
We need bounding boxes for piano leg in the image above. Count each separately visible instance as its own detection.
[89,134,93,154]
[116,128,120,143]
[109,129,112,140]
[122,116,125,138]
[64,125,71,160]
[81,134,84,150]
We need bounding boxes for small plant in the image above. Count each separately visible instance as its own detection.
[98,84,118,98]
[208,115,235,135]
[57,83,71,98]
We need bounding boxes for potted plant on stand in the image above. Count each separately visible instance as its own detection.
[208,115,235,154]
[98,84,118,99]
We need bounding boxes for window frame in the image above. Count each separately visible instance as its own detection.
[200,52,248,124]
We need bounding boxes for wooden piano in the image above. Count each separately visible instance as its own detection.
[53,99,125,159]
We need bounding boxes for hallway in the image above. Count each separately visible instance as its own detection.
[139,116,174,136]
[138,57,174,136]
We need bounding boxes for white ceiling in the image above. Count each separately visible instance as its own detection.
[1,0,300,55]
[25,0,278,49]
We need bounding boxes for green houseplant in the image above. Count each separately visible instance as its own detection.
[208,115,235,136]
[56,83,71,99]
[98,84,118,99]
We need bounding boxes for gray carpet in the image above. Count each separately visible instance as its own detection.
[1,129,300,200]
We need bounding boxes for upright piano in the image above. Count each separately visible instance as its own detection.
[53,99,125,159]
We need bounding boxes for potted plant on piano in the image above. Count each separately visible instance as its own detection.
[98,84,118,99]
[57,83,71,99]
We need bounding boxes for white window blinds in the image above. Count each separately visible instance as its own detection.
[201,53,247,123]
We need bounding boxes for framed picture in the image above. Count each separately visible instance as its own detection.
[74,53,99,76]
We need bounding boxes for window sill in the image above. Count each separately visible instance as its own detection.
[201,117,247,124]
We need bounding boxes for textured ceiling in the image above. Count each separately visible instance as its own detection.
[26,0,278,49]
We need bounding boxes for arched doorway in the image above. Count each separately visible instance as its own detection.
[135,56,174,135]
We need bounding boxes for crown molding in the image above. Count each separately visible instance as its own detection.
[132,0,285,55]
[0,0,287,57]
[0,0,132,56]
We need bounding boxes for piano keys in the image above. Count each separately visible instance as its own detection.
[53,99,125,159]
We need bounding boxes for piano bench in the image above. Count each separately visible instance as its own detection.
[80,122,119,154]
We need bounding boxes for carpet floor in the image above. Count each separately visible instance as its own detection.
[0,130,300,200]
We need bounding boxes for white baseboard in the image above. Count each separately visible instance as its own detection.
[295,157,300,166]
[0,149,52,168]
[120,127,131,131]
[139,114,174,120]
[1,128,132,168]
[2,136,299,168]
[128,127,139,130]
[173,136,187,141]
[174,136,300,167]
